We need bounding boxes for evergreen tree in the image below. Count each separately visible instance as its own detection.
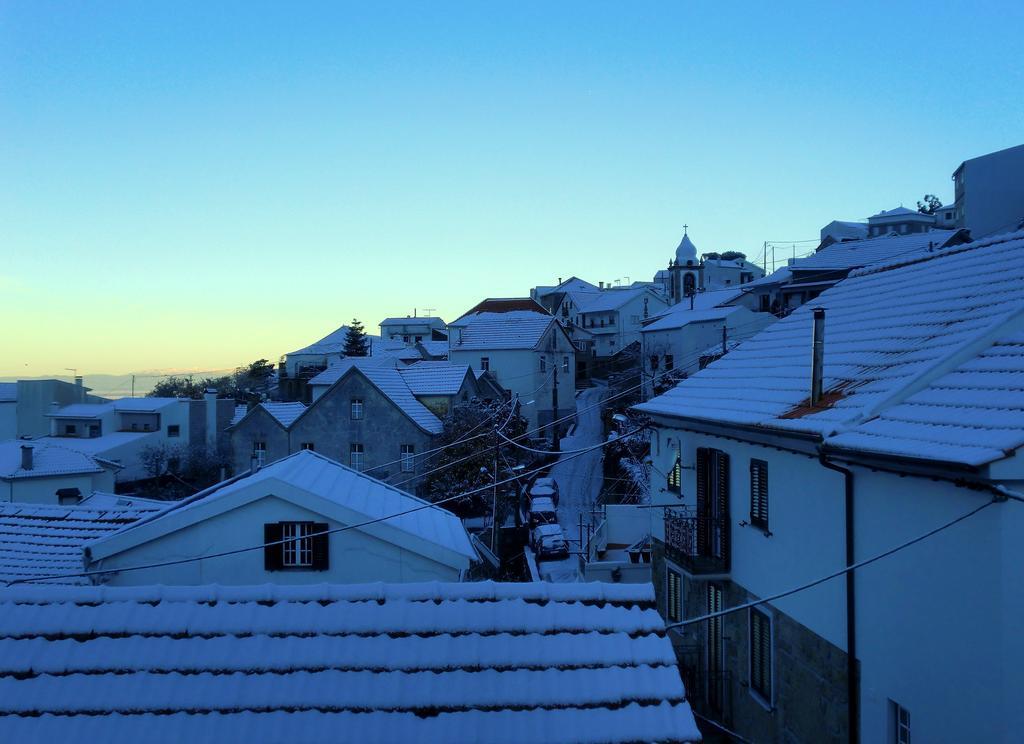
[343,319,370,357]
[917,194,942,215]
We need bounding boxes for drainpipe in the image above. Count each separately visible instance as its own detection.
[819,451,858,744]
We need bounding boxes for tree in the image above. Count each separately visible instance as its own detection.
[343,319,370,357]
[720,250,747,262]
[147,358,276,402]
[421,400,530,517]
[917,194,942,215]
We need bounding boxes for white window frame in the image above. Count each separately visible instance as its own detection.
[300,442,315,451]
[562,356,569,373]
[748,606,774,709]
[400,444,415,473]
[281,522,313,567]
[889,700,911,744]
[350,398,364,420]
[350,443,364,471]
[253,441,267,467]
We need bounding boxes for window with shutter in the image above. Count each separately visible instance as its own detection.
[667,449,682,493]
[666,569,682,623]
[750,459,769,530]
[749,607,773,704]
[263,522,284,571]
[311,522,329,571]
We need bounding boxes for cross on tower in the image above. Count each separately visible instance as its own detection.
[682,224,688,235]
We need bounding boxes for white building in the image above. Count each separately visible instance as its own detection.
[640,305,775,398]
[634,228,1024,743]
[379,315,446,344]
[39,393,234,484]
[83,449,478,585]
[0,440,119,504]
[0,581,701,742]
[658,230,765,304]
[951,142,1024,238]
[0,377,107,440]
[447,300,576,435]
[557,286,669,361]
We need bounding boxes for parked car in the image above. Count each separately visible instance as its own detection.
[530,477,559,507]
[531,523,570,560]
[528,496,557,528]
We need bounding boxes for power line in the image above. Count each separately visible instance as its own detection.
[664,498,999,630]
[6,425,646,586]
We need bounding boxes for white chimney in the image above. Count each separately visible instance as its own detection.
[20,444,33,471]
[204,388,218,450]
[74,375,84,402]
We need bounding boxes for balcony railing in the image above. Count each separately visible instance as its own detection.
[663,508,730,574]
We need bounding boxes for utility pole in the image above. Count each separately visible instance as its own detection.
[550,359,559,452]
[131,375,135,398]
[722,325,728,356]
[491,441,499,554]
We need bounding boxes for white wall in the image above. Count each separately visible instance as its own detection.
[94,494,463,586]
[1,470,115,504]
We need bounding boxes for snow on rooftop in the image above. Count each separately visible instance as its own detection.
[794,230,963,272]
[576,286,656,313]
[104,450,473,561]
[636,229,1024,467]
[418,339,449,358]
[402,362,472,396]
[258,401,307,427]
[0,581,700,742]
[49,397,181,418]
[36,431,150,456]
[229,404,248,426]
[0,500,160,585]
[0,441,106,480]
[642,306,743,333]
[449,311,556,351]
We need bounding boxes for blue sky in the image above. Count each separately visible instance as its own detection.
[2,1,1022,375]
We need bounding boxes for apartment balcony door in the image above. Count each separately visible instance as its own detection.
[706,582,725,712]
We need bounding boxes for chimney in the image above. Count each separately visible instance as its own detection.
[20,444,33,471]
[204,388,218,450]
[810,308,826,405]
[599,281,604,289]
[74,375,84,402]
[558,277,563,285]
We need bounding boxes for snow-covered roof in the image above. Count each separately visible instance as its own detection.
[309,360,443,434]
[792,229,964,272]
[259,401,307,427]
[577,287,659,314]
[287,326,383,357]
[535,276,600,298]
[0,500,162,585]
[0,383,16,402]
[449,311,557,351]
[676,233,698,262]
[636,229,1024,468]
[89,450,476,567]
[451,298,550,324]
[402,362,473,396]
[642,306,744,333]
[870,206,928,221]
[380,316,445,326]
[0,441,107,480]
[418,339,449,358]
[0,581,700,742]
[48,397,180,418]
[37,432,149,458]
[229,404,248,426]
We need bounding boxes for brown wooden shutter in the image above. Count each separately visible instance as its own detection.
[696,448,709,553]
[750,608,771,701]
[311,522,330,571]
[264,522,283,571]
[750,459,768,528]
[716,451,730,564]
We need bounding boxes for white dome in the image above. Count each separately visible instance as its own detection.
[675,233,697,263]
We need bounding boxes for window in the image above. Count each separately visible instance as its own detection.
[350,398,363,420]
[759,294,771,312]
[167,424,180,437]
[562,356,569,373]
[666,568,682,623]
[415,335,422,342]
[631,314,641,325]
[88,424,100,438]
[253,441,267,467]
[350,443,364,470]
[749,607,773,705]
[889,701,911,744]
[64,424,77,435]
[480,357,490,371]
[400,444,415,472]
[750,459,769,529]
[300,442,315,451]
[664,354,674,371]
[540,357,547,373]
[650,355,660,371]
[264,521,328,571]
[667,449,682,493]
[131,423,139,431]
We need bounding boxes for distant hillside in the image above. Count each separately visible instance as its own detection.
[0,370,237,399]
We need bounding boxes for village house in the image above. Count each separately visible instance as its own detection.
[229,359,489,487]
[38,392,234,485]
[379,315,447,344]
[657,230,765,305]
[640,305,775,399]
[557,285,669,363]
[0,440,119,504]
[950,142,1024,238]
[81,449,479,585]
[447,299,577,436]
[0,376,107,440]
[634,228,1024,743]
[0,581,701,742]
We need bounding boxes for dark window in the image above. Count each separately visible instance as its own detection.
[890,701,911,744]
[64,424,77,435]
[696,448,730,561]
[167,424,180,437]
[300,442,315,451]
[664,354,674,371]
[750,607,773,704]
[666,568,682,623]
[131,423,139,431]
[88,424,100,438]
[350,398,363,420]
[480,357,490,371]
[707,583,725,710]
[541,357,547,372]
[759,294,771,312]
[750,459,769,529]
[650,355,660,371]
[562,356,569,373]
[56,487,82,506]
[263,521,328,571]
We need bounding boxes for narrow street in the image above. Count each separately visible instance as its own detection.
[537,383,607,582]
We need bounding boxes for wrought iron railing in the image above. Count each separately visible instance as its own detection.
[663,508,730,574]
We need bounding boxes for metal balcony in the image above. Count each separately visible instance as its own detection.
[663,507,730,574]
